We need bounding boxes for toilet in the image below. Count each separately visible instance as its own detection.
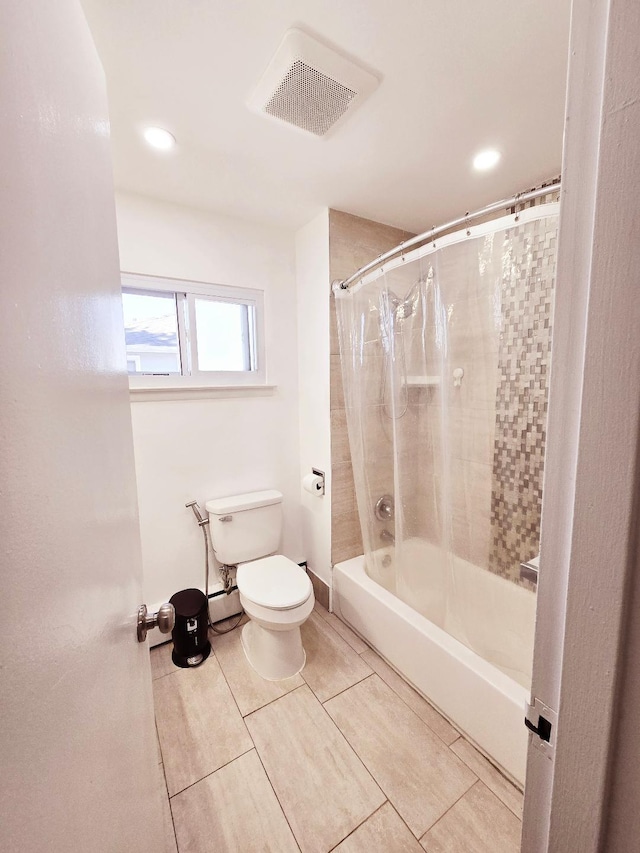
[205,489,314,680]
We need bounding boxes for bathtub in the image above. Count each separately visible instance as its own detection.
[333,540,536,785]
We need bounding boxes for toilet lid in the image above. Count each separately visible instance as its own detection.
[237,556,313,610]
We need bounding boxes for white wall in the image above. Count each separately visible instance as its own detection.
[295,211,332,585]
[115,192,304,607]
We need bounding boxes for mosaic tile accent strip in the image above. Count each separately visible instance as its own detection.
[488,215,558,585]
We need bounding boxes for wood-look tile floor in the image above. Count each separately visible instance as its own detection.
[152,602,523,853]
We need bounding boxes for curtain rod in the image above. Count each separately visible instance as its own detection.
[332,179,561,292]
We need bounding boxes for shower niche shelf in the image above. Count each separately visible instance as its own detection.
[405,375,441,387]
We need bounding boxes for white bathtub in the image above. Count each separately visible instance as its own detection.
[333,542,536,785]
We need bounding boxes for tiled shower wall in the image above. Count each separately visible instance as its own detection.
[329,194,558,587]
[328,210,413,566]
[488,213,557,584]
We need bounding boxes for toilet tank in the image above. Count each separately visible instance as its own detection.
[206,490,283,565]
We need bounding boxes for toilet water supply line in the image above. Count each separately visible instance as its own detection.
[185,501,244,635]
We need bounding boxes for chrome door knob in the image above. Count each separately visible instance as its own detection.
[155,602,174,633]
[137,602,175,643]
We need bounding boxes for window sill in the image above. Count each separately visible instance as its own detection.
[129,384,277,402]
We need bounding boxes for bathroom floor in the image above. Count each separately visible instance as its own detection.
[151,602,523,853]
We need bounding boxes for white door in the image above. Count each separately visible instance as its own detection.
[522,1,640,850]
[0,3,165,851]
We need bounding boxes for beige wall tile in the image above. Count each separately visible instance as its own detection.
[360,649,458,745]
[330,296,341,355]
[301,610,372,701]
[333,802,423,852]
[329,210,411,263]
[332,460,358,516]
[450,458,493,527]
[332,507,363,565]
[443,403,496,467]
[171,750,298,853]
[446,294,500,360]
[419,780,521,853]
[331,354,346,409]
[153,659,252,796]
[211,625,303,717]
[245,686,385,853]
[331,407,351,464]
[330,209,416,578]
[308,568,330,610]
[329,236,362,283]
[325,675,476,837]
[450,514,492,569]
[450,738,523,819]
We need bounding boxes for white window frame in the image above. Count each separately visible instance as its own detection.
[122,272,267,391]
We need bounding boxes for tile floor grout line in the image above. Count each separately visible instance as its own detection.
[418,778,482,845]
[449,742,523,819]
[243,681,309,722]
[168,746,255,801]
[319,671,376,706]
[325,663,461,755]
[155,637,255,802]
[322,677,480,844]
[360,652,466,749]
[346,631,463,741]
[161,758,180,853]
[356,645,523,807]
[151,669,175,683]
[246,683,389,852]
[250,735,303,853]
[387,800,425,850]
[313,605,370,655]
[451,735,524,791]
[206,625,257,739]
[325,800,390,852]
[282,682,388,815]
[306,608,367,660]
[154,716,164,766]
[212,629,307,718]
[299,614,375,702]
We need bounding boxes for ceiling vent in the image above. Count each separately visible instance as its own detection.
[248,28,380,138]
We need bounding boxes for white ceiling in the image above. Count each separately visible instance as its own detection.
[81,0,571,233]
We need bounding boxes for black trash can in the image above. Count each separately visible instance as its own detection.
[170,588,211,668]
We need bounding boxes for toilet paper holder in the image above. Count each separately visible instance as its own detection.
[311,468,326,496]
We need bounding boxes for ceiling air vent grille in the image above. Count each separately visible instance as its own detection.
[264,60,357,137]
[248,28,379,138]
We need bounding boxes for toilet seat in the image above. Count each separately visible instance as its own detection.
[237,555,312,611]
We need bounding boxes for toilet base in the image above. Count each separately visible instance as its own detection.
[240,620,306,681]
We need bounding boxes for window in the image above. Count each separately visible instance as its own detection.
[121,273,265,389]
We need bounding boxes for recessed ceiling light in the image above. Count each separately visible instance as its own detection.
[473,149,501,171]
[143,126,176,151]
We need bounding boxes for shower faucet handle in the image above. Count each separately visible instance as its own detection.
[375,494,394,521]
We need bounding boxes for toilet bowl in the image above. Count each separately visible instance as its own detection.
[237,555,314,680]
[206,489,315,681]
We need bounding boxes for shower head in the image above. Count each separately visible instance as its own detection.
[395,299,414,320]
[385,290,414,321]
